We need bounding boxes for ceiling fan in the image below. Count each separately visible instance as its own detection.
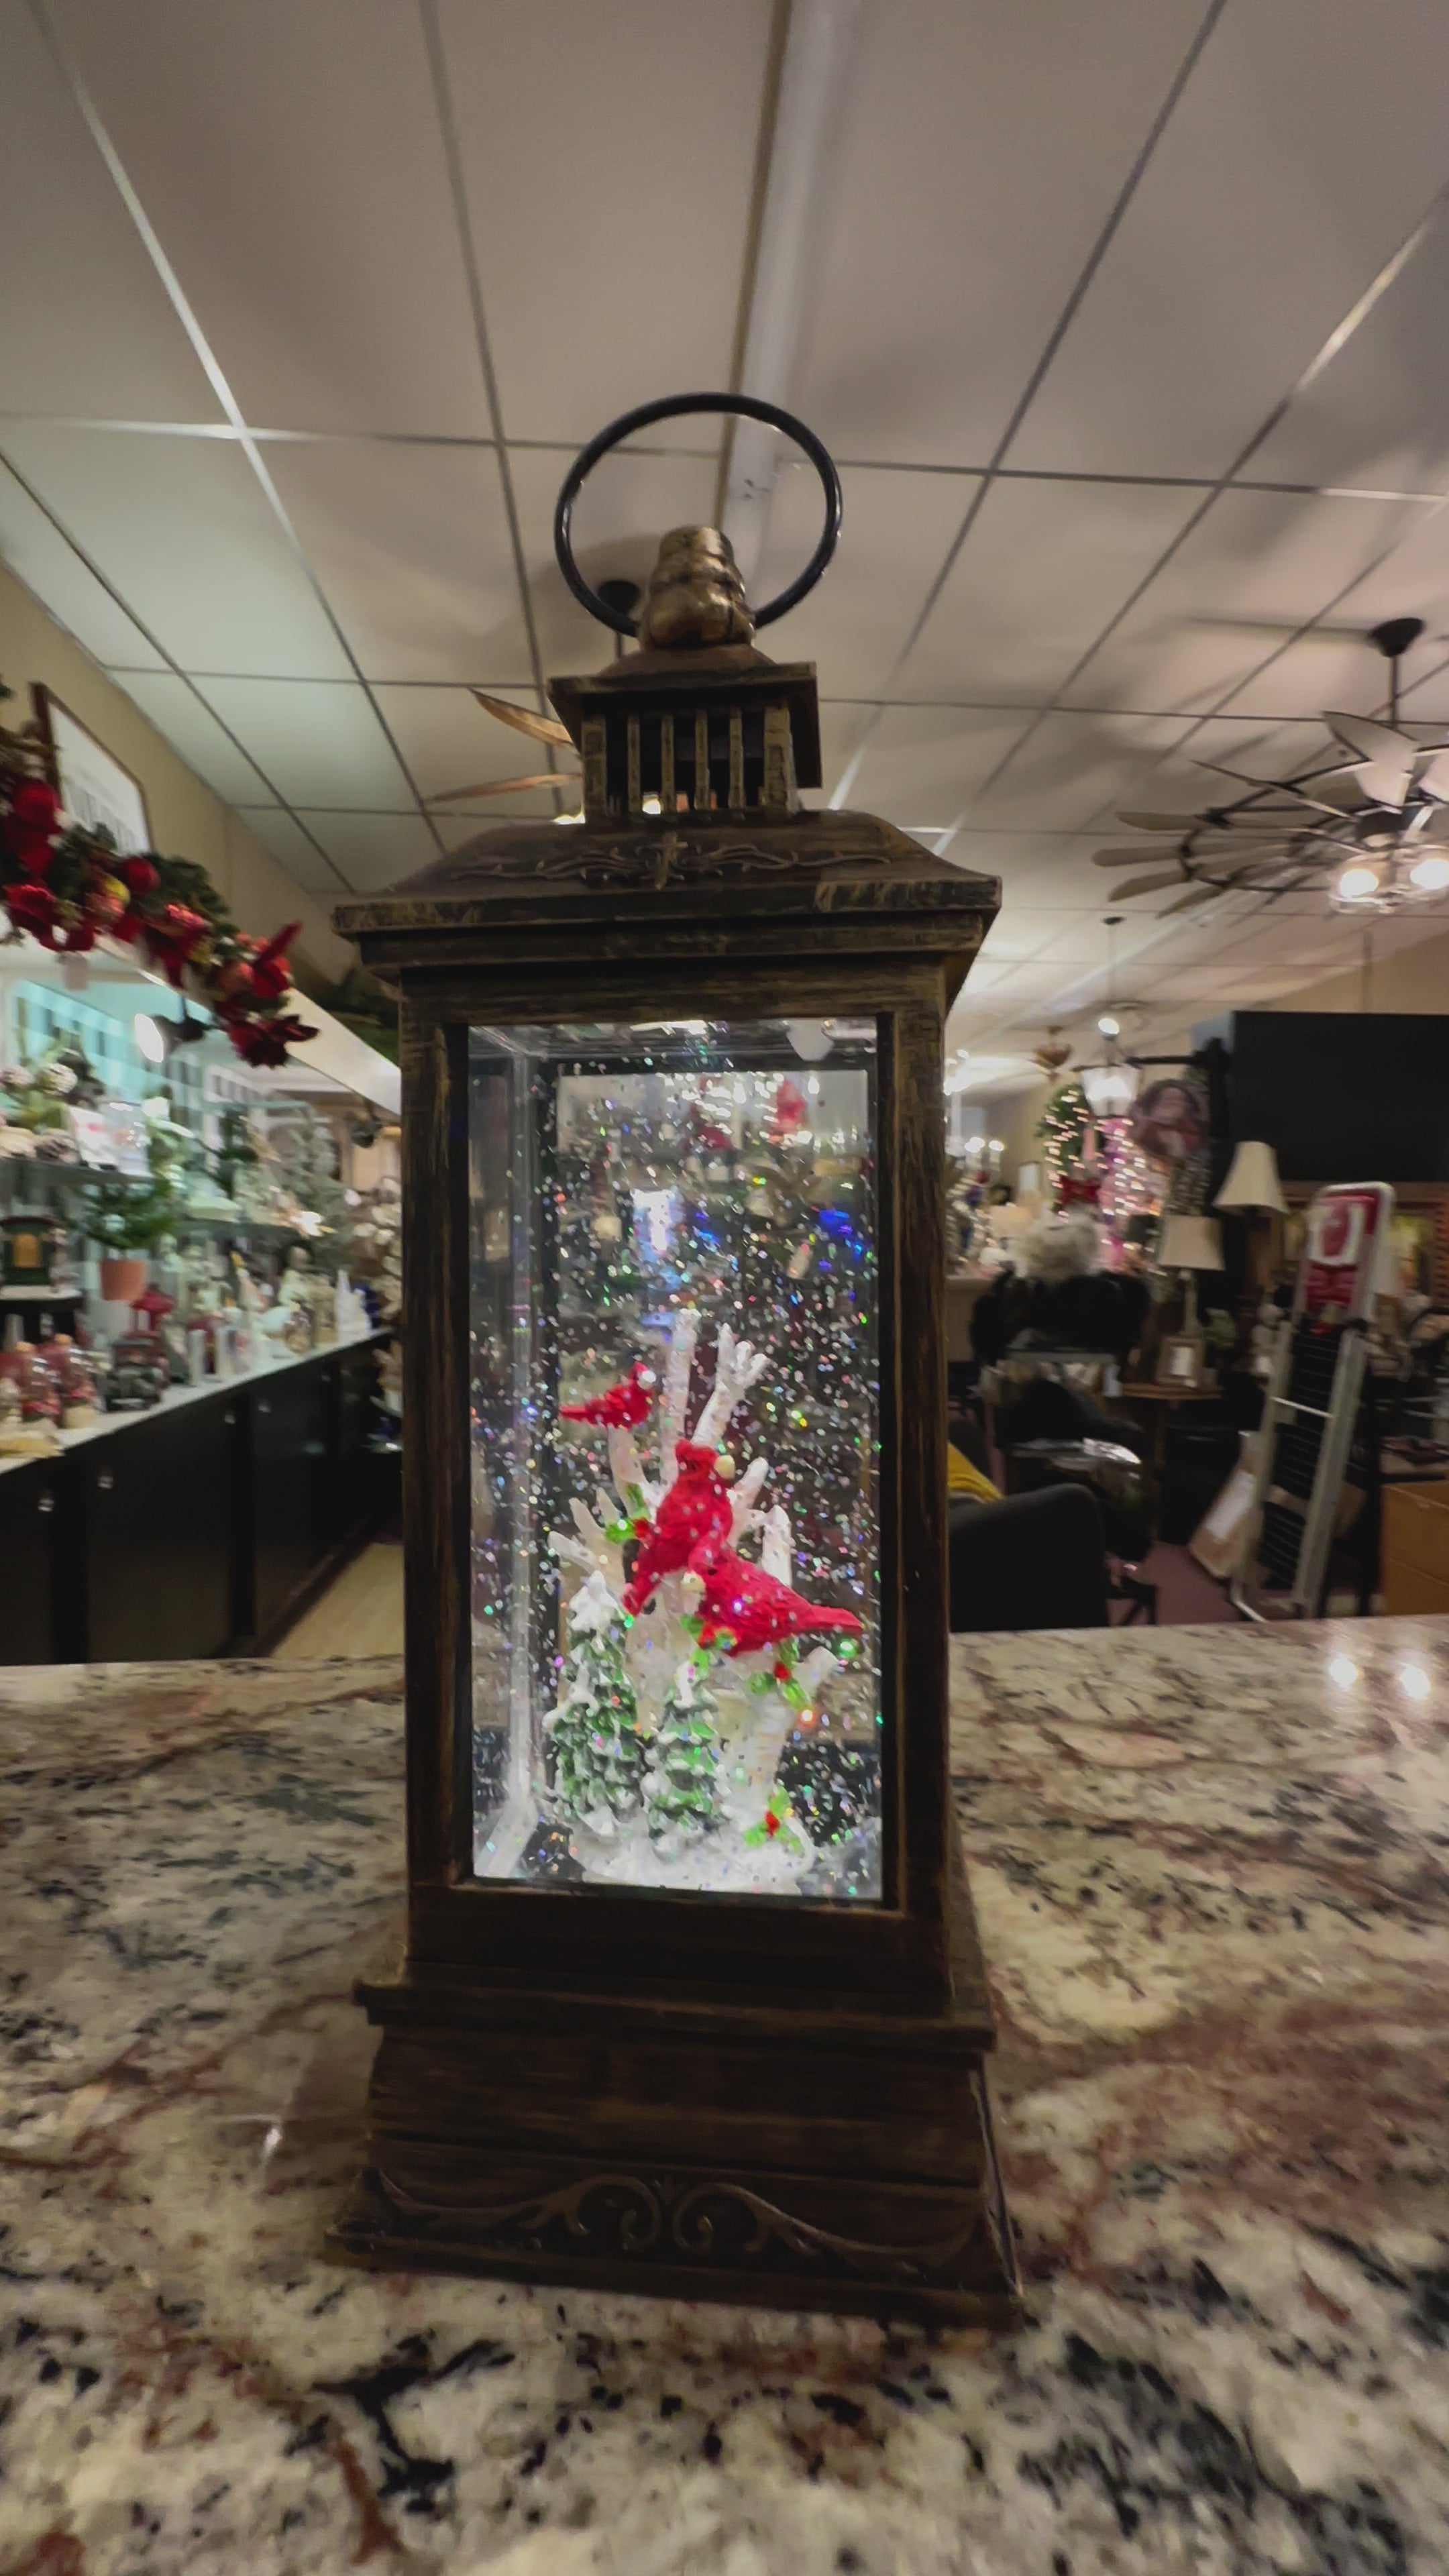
[425,579,643,816]
[1091,617,1449,917]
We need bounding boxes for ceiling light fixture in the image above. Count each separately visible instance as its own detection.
[1091,618,1449,917]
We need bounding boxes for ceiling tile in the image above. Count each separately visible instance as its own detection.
[295,811,439,893]
[371,684,571,816]
[0,455,166,670]
[790,0,1205,466]
[50,0,490,435]
[436,0,771,445]
[111,672,278,805]
[234,807,345,900]
[951,713,1193,831]
[1011,0,1449,478]
[898,478,1202,704]
[845,705,1030,823]
[511,443,721,676]
[755,466,977,700]
[264,442,530,682]
[0,1,221,420]
[1063,487,1438,716]
[198,680,413,809]
[0,427,351,677]
[1250,219,1449,496]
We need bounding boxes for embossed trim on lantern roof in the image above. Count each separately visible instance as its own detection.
[333,810,999,938]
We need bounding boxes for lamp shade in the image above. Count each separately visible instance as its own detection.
[1214,1139,1287,1214]
[1158,1213,1224,1271]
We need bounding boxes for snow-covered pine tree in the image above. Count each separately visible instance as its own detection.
[644,1651,721,1841]
[545,1570,644,1830]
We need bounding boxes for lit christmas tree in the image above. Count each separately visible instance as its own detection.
[1097,1113,1161,1255]
[1036,1079,1101,1210]
[545,1570,645,1831]
[644,1652,721,1841]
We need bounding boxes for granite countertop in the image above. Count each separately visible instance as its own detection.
[1,1619,1446,2573]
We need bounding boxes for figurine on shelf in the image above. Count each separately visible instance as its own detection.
[13,1340,60,1425]
[49,1336,99,1430]
[0,1371,58,1456]
[105,1330,168,1410]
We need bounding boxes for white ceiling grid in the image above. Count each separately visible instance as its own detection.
[1,0,1448,1079]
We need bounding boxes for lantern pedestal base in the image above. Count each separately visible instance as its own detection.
[333,1856,1020,2326]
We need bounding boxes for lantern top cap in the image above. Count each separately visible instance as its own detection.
[332,393,1000,955]
[634,524,755,651]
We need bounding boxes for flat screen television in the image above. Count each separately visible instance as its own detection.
[1229,1012,1449,1182]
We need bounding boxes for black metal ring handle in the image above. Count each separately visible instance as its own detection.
[553,392,843,636]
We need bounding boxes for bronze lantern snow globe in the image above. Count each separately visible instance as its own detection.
[333,395,1016,2321]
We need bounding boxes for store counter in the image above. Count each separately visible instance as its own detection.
[1,1617,1443,2569]
[0,1329,388,1661]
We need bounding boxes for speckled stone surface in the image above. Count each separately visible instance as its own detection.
[1,1623,1446,2573]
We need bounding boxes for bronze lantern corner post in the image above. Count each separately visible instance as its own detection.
[329,395,1017,2323]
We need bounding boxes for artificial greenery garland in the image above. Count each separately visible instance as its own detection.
[1,680,316,1067]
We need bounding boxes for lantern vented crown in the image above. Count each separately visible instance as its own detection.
[550,525,818,824]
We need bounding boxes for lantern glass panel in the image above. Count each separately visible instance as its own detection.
[468,1018,882,1902]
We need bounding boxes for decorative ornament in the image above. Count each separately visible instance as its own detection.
[693,1548,864,1657]
[559,1358,658,1427]
[621,1437,736,1614]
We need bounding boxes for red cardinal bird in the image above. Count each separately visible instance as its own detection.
[559,1359,657,1428]
[694,1548,863,1657]
[622,1439,735,1615]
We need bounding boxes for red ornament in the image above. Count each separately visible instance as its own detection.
[560,1358,657,1428]
[245,920,301,1003]
[120,854,160,898]
[762,1807,781,1839]
[694,1549,863,1658]
[228,1012,316,1068]
[621,1439,735,1615]
[9,780,61,836]
[5,881,57,943]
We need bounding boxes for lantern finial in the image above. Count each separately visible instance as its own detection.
[637,525,755,651]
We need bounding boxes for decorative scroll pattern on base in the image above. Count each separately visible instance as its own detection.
[373,2163,991,2289]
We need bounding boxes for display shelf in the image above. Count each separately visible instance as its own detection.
[0,1283,83,1302]
[0,1325,388,1483]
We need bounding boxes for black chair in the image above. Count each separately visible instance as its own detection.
[948,1483,1108,1632]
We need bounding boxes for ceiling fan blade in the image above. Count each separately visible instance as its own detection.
[425,771,581,804]
[1350,760,1414,808]
[1092,844,1180,867]
[1158,883,1224,914]
[470,689,574,748]
[1109,870,1193,899]
[1323,710,1417,766]
[1412,751,1449,798]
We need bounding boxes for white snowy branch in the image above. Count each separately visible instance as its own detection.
[607,1425,661,1519]
[547,1499,625,1597]
[690,1322,769,1453]
[729,1454,769,1542]
[761,1503,793,1582]
[659,1307,701,1466]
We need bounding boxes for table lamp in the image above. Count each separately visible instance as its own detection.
[1215,1138,1287,1320]
[1214,1140,1287,1216]
[1157,1213,1224,1383]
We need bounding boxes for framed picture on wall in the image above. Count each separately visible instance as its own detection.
[30,686,151,859]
